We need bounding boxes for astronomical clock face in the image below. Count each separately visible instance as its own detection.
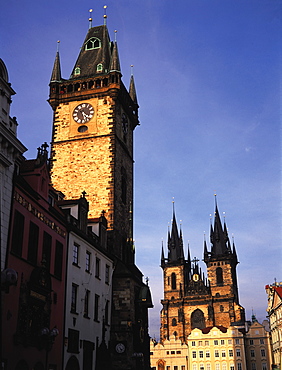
[73,103,94,124]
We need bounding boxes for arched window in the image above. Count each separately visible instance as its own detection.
[171,273,176,290]
[96,63,103,72]
[74,67,80,76]
[172,318,177,326]
[157,360,165,370]
[66,356,80,370]
[216,267,223,285]
[85,37,101,50]
[191,309,205,330]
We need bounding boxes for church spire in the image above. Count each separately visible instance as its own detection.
[167,201,184,263]
[210,204,230,256]
[50,42,62,83]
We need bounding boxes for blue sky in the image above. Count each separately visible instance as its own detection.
[1,1,281,338]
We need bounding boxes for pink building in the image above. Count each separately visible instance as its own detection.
[2,144,67,370]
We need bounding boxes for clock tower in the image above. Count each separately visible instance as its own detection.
[49,15,152,370]
[49,22,138,261]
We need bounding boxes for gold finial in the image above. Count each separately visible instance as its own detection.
[89,9,93,28]
[104,5,107,25]
[114,29,117,42]
[57,40,60,52]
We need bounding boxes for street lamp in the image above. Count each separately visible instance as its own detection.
[40,327,59,370]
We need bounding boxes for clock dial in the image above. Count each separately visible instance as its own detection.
[193,273,199,282]
[73,103,94,124]
[115,343,125,353]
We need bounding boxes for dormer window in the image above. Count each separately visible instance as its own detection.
[96,63,103,73]
[74,67,80,76]
[85,38,101,50]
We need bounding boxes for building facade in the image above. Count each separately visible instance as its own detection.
[59,196,114,370]
[245,319,272,370]
[266,282,282,369]
[2,145,67,370]
[48,16,153,370]
[0,58,26,271]
[151,326,247,370]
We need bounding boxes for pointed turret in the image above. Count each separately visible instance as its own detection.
[210,205,230,256]
[129,73,138,104]
[161,242,165,267]
[110,39,121,73]
[50,51,62,83]
[167,205,184,263]
[204,237,209,259]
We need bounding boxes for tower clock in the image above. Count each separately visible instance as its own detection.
[48,24,139,260]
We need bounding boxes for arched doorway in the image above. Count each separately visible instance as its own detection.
[191,309,205,329]
[157,360,165,370]
[65,356,80,370]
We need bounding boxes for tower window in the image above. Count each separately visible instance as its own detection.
[78,125,88,133]
[85,37,101,50]
[172,318,177,326]
[216,267,223,285]
[171,273,176,290]
[96,63,103,72]
[74,67,80,75]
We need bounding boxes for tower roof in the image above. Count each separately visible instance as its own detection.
[167,205,184,263]
[70,25,112,79]
[50,51,62,83]
[109,39,121,73]
[210,205,230,256]
[129,74,138,104]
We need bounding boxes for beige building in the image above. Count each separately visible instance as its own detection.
[151,323,271,370]
[266,282,282,369]
[245,319,272,370]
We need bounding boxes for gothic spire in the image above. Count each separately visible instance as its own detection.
[210,204,230,256]
[50,44,62,82]
[167,202,184,263]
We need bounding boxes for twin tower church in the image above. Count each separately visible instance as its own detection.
[160,202,245,342]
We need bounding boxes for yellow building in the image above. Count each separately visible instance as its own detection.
[266,282,282,369]
[151,323,272,370]
[151,326,247,370]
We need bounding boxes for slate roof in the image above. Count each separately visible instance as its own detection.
[70,25,112,79]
